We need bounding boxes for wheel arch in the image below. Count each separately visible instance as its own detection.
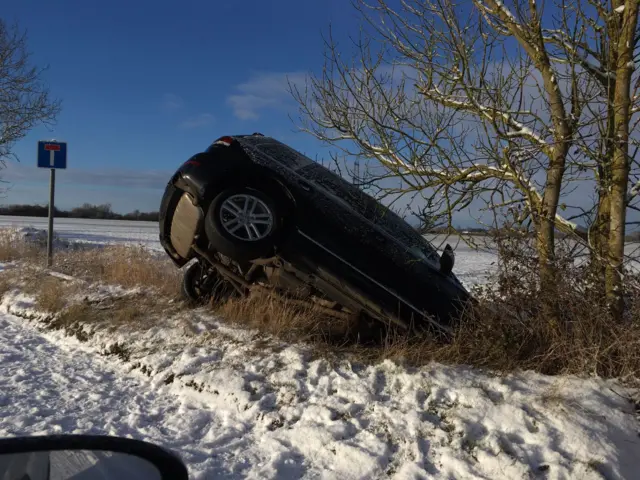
[200,166,300,260]
[201,165,298,234]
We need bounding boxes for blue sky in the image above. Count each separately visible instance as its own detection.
[4,1,633,232]
[3,0,354,213]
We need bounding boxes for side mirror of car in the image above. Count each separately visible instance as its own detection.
[439,243,455,275]
[0,435,189,480]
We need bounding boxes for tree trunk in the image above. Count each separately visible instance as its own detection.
[606,0,639,320]
[608,162,629,319]
[536,147,566,323]
[536,216,556,285]
[590,191,610,281]
[535,213,560,326]
[536,112,570,322]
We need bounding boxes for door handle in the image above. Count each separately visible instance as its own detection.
[299,181,312,192]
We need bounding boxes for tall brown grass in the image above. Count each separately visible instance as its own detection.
[214,234,640,380]
[0,230,42,262]
[0,230,180,296]
[2,227,639,379]
[432,234,640,378]
[53,245,181,297]
[35,277,68,312]
[215,288,353,341]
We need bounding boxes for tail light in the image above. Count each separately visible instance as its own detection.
[214,136,234,147]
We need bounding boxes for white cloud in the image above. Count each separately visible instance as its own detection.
[227,71,307,120]
[161,93,184,112]
[179,113,214,129]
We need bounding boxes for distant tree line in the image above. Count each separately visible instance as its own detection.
[0,203,159,222]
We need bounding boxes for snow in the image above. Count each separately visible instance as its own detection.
[0,283,639,479]
[0,219,639,478]
[0,216,160,251]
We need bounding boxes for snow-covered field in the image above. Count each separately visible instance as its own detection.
[0,216,161,251]
[0,217,639,479]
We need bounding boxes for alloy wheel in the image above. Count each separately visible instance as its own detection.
[218,193,274,241]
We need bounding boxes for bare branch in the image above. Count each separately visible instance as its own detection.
[0,19,61,170]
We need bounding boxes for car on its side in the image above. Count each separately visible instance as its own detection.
[159,134,471,337]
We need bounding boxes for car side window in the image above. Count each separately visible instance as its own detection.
[301,164,375,213]
[300,164,440,262]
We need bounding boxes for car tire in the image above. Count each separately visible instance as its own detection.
[182,260,208,304]
[182,260,235,305]
[205,185,284,261]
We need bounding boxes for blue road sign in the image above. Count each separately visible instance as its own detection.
[37,141,67,169]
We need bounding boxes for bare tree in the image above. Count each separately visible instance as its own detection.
[291,0,640,318]
[607,0,639,317]
[0,19,61,169]
[543,0,640,316]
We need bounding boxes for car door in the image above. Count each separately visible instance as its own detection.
[292,162,435,298]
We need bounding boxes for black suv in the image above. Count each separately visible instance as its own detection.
[159,134,470,335]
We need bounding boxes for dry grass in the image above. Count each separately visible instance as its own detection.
[111,299,147,325]
[429,235,640,379]
[52,303,91,329]
[2,227,640,380]
[215,289,353,342]
[213,234,640,381]
[39,302,94,343]
[213,290,446,364]
[0,231,42,262]
[42,294,170,342]
[58,302,93,325]
[0,229,184,333]
[53,245,181,297]
[0,229,181,297]
[0,275,11,300]
[35,277,68,313]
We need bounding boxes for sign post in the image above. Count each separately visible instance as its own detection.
[37,140,67,267]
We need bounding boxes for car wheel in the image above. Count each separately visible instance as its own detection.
[205,186,283,261]
[182,260,235,305]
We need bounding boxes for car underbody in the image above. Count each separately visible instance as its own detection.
[170,189,421,337]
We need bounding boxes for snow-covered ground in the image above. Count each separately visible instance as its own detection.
[0,216,161,251]
[0,287,638,479]
[0,219,639,479]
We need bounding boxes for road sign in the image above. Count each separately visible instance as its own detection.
[37,140,67,267]
[37,140,67,169]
